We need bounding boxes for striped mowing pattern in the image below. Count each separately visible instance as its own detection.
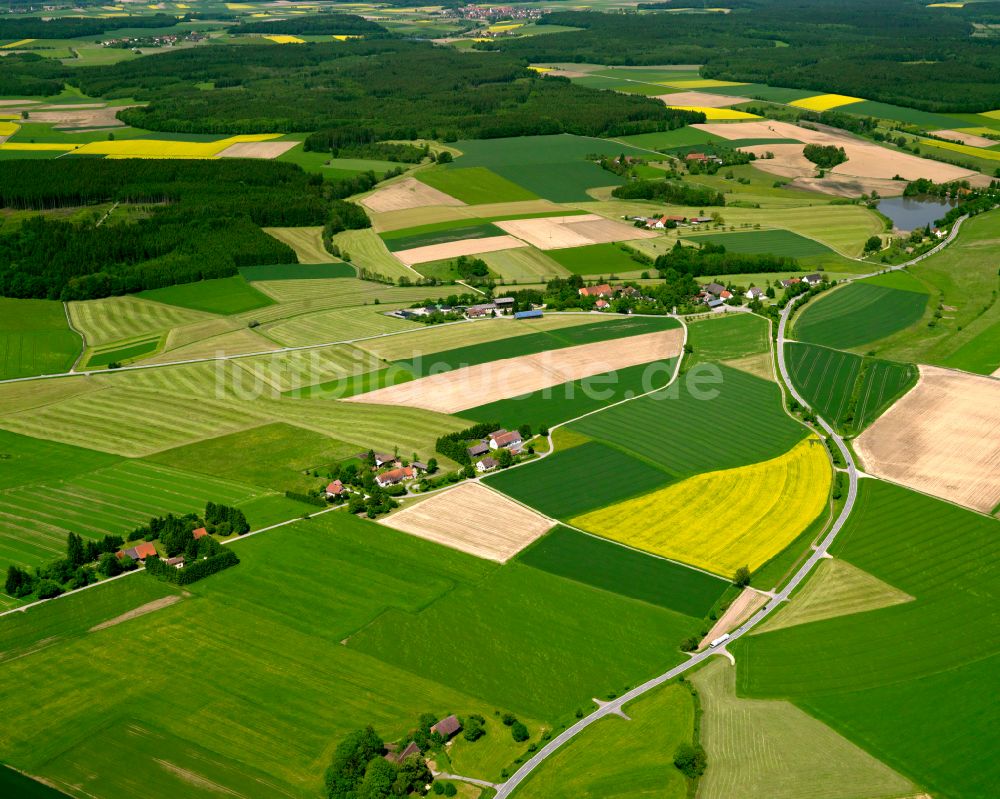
[69,296,210,347]
[0,460,261,569]
[262,306,420,348]
[240,282,433,323]
[233,345,382,392]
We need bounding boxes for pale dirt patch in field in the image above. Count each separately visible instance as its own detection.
[855,365,1000,512]
[23,106,133,129]
[361,177,466,213]
[786,175,909,198]
[216,140,297,159]
[393,235,524,266]
[929,129,997,148]
[657,90,751,108]
[345,329,683,414]
[753,558,913,635]
[370,199,565,233]
[721,352,774,381]
[699,120,980,183]
[496,214,656,250]
[89,595,183,632]
[699,587,768,649]
[379,482,552,562]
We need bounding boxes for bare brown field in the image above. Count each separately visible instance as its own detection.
[929,129,996,148]
[361,177,466,213]
[345,328,683,414]
[496,214,657,250]
[657,90,751,108]
[17,104,132,129]
[217,141,298,159]
[855,365,1000,512]
[370,199,564,233]
[393,235,524,266]
[699,120,980,184]
[699,587,768,649]
[379,482,553,562]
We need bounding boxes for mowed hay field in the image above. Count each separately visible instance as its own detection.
[68,295,210,347]
[733,480,1000,799]
[261,305,421,348]
[479,246,571,282]
[754,558,913,636]
[692,661,915,799]
[136,276,274,316]
[794,281,929,350]
[346,329,683,414]
[0,298,81,379]
[571,437,831,576]
[514,682,694,799]
[380,483,553,562]
[0,460,261,571]
[263,226,340,263]
[785,343,917,433]
[855,365,1000,513]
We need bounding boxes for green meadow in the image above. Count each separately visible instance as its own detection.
[686,313,770,362]
[547,242,649,275]
[517,526,727,618]
[785,342,916,432]
[415,166,539,204]
[137,276,274,315]
[0,298,81,379]
[733,480,1000,799]
[682,229,834,259]
[570,364,805,477]
[793,282,929,350]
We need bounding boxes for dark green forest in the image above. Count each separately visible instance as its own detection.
[230,12,388,36]
[493,1,1000,112]
[0,13,179,40]
[64,40,696,137]
[0,161,336,301]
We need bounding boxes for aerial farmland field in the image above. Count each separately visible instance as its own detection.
[2,3,1000,796]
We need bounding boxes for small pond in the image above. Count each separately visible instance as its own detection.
[877,195,956,231]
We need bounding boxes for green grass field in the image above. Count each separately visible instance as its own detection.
[261,306,420,348]
[416,166,539,204]
[733,480,1000,799]
[571,365,805,477]
[84,336,160,368]
[0,298,81,379]
[614,127,724,151]
[382,222,506,252]
[486,441,674,519]
[682,229,835,259]
[67,295,209,347]
[0,514,505,799]
[146,422,359,494]
[448,134,650,202]
[517,526,726,618]
[461,358,678,433]
[348,561,702,720]
[793,282,929,350]
[0,459,262,571]
[137,277,274,315]
[514,682,694,799]
[687,313,769,362]
[239,263,355,281]
[547,242,650,276]
[0,428,120,491]
[480,246,571,282]
[785,343,916,433]
[692,660,915,799]
[859,210,1000,373]
[836,99,967,130]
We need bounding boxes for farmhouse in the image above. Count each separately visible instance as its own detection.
[490,430,523,450]
[118,542,158,561]
[802,273,824,285]
[411,461,429,473]
[703,282,727,297]
[374,453,399,468]
[326,480,346,497]
[465,303,496,319]
[746,286,765,300]
[578,284,613,298]
[690,216,714,224]
[595,299,610,310]
[468,441,490,458]
[719,290,733,300]
[493,297,516,313]
[384,741,421,764]
[431,715,462,740]
[376,466,416,488]
[476,456,498,473]
[165,556,185,569]
[779,277,802,288]
[193,527,208,540]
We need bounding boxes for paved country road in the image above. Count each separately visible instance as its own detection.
[492,296,860,798]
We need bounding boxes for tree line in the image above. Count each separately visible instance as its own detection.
[0,13,180,40]
[0,160,337,301]
[231,13,388,36]
[612,179,725,206]
[654,240,801,277]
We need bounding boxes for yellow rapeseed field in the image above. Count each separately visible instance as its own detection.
[332,34,362,40]
[70,133,282,159]
[790,93,863,112]
[264,34,306,44]
[571,437,831,577]
[1,38,35,48]
[0,121,19,137]
[0,143,72,151]
[921,137,1000,161]
[667,106,760,120]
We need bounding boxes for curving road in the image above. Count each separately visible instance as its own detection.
[493,297,859,798]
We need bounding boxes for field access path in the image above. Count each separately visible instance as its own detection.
[493,297,861,798]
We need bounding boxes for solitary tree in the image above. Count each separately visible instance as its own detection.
[733,565,751,587]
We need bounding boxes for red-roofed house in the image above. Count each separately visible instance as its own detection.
[490,430,522,450]
[376,466,415,488]
[578,284,613,298]
[595,299,610,310]
[193,527,208,540]
[119,541,158,561]
[326,480,345,497]
[719,290,733,300]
